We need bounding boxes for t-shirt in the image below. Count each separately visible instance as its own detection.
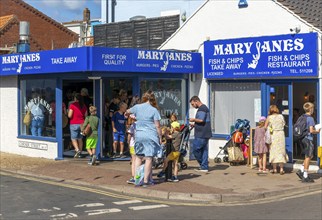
[306,115,315,141]
[171,131,182,151]
[194,104,212,139]
[112,111,126,134]
[128,123,136,147]
[69,102,87,124]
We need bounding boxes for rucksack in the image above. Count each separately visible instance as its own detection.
[293,114,308,141]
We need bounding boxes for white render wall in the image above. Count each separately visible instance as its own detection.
[160,0,322,159]
[0,76,58,159]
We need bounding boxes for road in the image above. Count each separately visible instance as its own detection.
[0,173,321,220]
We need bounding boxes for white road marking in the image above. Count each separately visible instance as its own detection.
[50,213,77,220]
[85,208,121,216]
[37,208,53,212]
[53,207,61,210]
[113,200,143,205]
[128,204,169,211]
[74,203,104,208]
[22,210,30,213]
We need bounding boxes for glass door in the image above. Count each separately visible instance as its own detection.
[266,83,293,161]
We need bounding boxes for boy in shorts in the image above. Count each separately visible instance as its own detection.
[296,102,321,183]
[81,106,99,165]
[111,102,127,158]
[157,126,182,182]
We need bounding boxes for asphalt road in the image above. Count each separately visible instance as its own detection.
[0,173,321,220]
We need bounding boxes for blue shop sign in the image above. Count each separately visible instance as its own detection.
[204,33,318,79]
[1,47,202,76]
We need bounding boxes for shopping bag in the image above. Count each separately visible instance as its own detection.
[23,111,31,126]
[265,129,271,145]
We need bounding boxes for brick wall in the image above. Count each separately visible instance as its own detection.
[0,0,78,51]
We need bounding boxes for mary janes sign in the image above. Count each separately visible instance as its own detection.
[204,33,318,79]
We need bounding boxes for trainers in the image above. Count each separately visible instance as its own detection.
[88,156,93,165]
[111,153,116,158]
[168,176,179,182]
[120,154,126,158]
[74,150,81,158]
[91,155,96,165]
[157,171,165,178]
[194,168,209,173]
[302,176,314,183]
[127,177,135,184]
[296,170,304,180]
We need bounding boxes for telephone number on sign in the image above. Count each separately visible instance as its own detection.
[300,69,313,73]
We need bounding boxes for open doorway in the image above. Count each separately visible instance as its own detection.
[293,82,317,160]
[62,80,94,157]
[102,78,134,159]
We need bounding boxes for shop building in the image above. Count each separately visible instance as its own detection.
[160,0,321,163]
[0,47,201,159]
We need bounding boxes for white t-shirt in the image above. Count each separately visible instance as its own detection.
[128,123,136,147]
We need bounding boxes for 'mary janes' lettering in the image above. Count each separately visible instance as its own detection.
[2,53,40,64]
[213,38,304,55]
[137,50,192,61]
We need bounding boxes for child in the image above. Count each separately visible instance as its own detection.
[126,114,136,184]
[296,102,321,183]
[157,127,182,182]
[170,113,180,132]
[254,116,268,172]
[81,106,99,165]
[111,102,128,158]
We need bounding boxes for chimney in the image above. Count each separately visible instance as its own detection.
[83,8,90,23]
[17,21,30,53]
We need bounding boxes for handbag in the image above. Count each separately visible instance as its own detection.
[83,123,92,137]
[265,128,272,145]
[23,110,31,126]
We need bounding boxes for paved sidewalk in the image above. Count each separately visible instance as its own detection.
[0,152,321,203]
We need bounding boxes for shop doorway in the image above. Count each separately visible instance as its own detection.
[292,82,318,160]
[267,83,292,161]
[102,78,135,159]
[62,80,94,157]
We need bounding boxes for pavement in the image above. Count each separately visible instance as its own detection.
[0,152,321,204]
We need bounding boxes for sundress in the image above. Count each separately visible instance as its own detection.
[253,126,268,154]
[268,114,288,163]
[130,102,161,157]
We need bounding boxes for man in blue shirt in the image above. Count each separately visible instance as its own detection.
[189,96,212,172]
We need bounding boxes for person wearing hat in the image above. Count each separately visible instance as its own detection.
[81,105,99,165]
[254,116,269,172]
[81,88,93,113]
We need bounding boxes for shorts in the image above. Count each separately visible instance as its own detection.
[129,146,135,155]
[86,138,98,150]
[113,131,125,143]
[166,151,180,162]
[301,138,314,158]
[70,124,82,140]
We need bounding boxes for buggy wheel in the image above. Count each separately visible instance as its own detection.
[223,156,229,162]
[180,162,188,170]
[214,158,222,163]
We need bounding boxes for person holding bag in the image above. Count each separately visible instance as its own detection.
[81,106,99,165]
[265,105,288,175]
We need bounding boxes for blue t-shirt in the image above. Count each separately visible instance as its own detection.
[112,111,126,134]
[194,104,212,139]
[306,115,315,140]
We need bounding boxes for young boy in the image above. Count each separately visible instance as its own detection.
[296,102,321,183]
[81,106,99,165]
[157,127,182,182]
[111,102,127,158]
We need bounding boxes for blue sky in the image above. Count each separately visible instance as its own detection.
[24,0,205,23]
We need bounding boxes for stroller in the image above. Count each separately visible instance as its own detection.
[214,141,230,163]
[226,119,250,166]
[152,124,193,170]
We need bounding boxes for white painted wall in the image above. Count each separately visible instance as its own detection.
[0,76,58,159]
[160,0,322,159]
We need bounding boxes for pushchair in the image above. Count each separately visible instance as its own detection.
[214,141,230,163]
[226,119,250,166]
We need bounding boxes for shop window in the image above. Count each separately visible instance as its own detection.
[210,82,261,134]
[140,79,186,126]
[20,79,56,137]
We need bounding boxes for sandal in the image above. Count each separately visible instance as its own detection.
[262,169,268,173]
[280,170,285,175]
[258,168,263,172]
[270,169,277,174]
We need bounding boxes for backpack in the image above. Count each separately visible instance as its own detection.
[293,114,308,141]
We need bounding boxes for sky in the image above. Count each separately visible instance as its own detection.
[24,0,205,23]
